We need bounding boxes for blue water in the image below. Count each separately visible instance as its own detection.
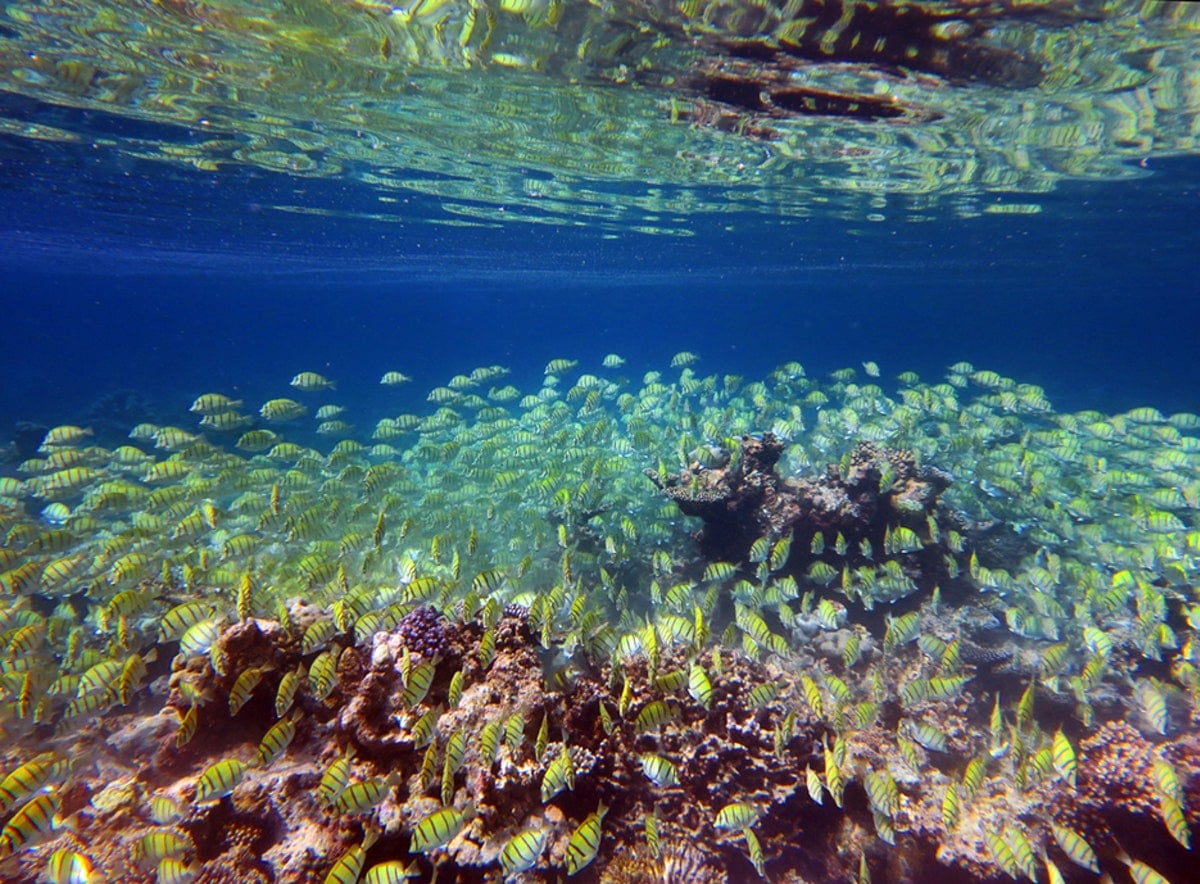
[2,146,1198,440]
[3,15,1200,882]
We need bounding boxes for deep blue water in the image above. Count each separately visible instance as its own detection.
[2,138,1199,444]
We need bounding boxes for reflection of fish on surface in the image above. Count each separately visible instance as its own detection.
[624,0,1052,133]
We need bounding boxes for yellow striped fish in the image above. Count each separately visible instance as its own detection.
[318,755,354,808]
[156,857,197,884]
[194,759,247,804]
[228,666,269,715]
[409,806,466,853]
[715,802,760,830]
[290,372,336,392]
[44,846,102,884]
[565,803,606,876]
[640,754,679,787]
[275,666,303,719]
[362,860,419,884]
[323,827,379,884]
[334,776,395,815]
[0,789,62,858]
[132,829,193,865]
[500,828,547,875]
[0,752,61,814]
[255,711,301,767]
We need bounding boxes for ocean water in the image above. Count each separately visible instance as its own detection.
[2,2,1200,883]
[5,159,1198,430]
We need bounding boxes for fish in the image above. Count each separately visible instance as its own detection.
[380,371,412,385]
[131,829,193,865]
[324,827,380,884]
[0,789,62,857]
[275,666,303,718]
[565,804,606,876]
[40,426,93,448]
[824,744,846,808]
[260,398,308,421]
[228,666,268,715]
[401,661,436,707]
[1117,848,1172,884]
[0,754,62,814]
[199,412,252,432]
[640,811,662,859]
[335,776,395,815]
[1049,823,1098,873]
[687,663,713,709]
[44,846,102,884]
[308,651,338,701]
[1050,730,1076,787]
[361,860,419,884]
[175,705,199,748]
[1006,826,1038,880]
[640,753,679,787]
[805,765,825,805]
[883,611,920,651]
[194,759,247,804]
[291,372,336,392]
[715,802,760,829]
[255,710,301,766]
[1043,855,1066,884]
[409,806,466,853]
[534,712,550,762]
[476,719,502,766]
[302,619,337,654]
[317,755,354,808]
[864,771,898,819]
[1137,679,1169,734]
[1161,795,1190,849]
[906,719,949,752]
[500,828,547,875]
[634,700,676,733]
[941,782,960,831]
[236,429,280,452]
[149,793,183,825]
[189,393,244,415]
[746,681,781,709]
[540,746,575,802]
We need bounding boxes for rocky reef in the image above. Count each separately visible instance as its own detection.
[647,435,965,608]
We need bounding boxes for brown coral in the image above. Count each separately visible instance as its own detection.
[1050,720,1166,847]
[650,435,964,604]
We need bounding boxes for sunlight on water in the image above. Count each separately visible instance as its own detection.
[2,1,1200,230]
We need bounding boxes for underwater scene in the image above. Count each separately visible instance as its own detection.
[2,1,1200,883]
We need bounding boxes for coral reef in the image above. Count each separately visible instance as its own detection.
[7,594,1194,884]
[5,421,49,463]
[85,388,159,443]
[648,435,964,606]
[1,355,1198,883]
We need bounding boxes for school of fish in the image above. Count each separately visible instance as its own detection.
[0,354,1197,882]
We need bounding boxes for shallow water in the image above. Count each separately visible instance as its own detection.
[1,2,1199,883]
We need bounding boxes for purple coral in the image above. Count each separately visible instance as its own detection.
[394,605,448,659]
